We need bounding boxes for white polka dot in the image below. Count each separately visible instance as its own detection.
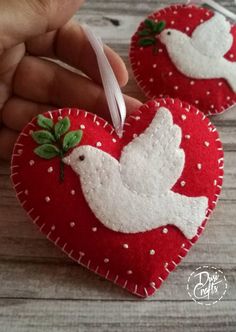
[80,124,85,129]
[79,251,85,256]
[140,47,144,51]
[171,21,175,25]
[51,225,56,231]
[162,228,168,234]
[104,258,109,263]
[127,270,133,275]
[186,27,190,32]
[92,227,97,232]
[149,249,155,255]
[24,190,29,195]
[152,64,157,68]
[174,86,179,90]
[181,114,187,120]
[96,142,102,147]
[218,82,223,87]
[230,54,234,59]
[168,72,173,76]
[190,81,195,85]
[112,138,117,143]
[195,100,199,105]
[188,13,193,18]
[180,181,186,187]
[137,61,141,66]
[48,167,53,173]
[210,105,215,109]
[133,133,138,138]
[181,243,185,248]
[173,11,177,14]
[159,94,163,98]
[204,141,210,147]
[29,160,35,166]
[206,91,211,95]
[45,196,51,203]
[206,12,210,16]
[158,48,163,53]
[71,190,76,195]
[227,96,231,101]
[70,222,75,228]
[123,243,129,249]
[185,134,191,139]
[200,19,204,23]
[197,163,202,170]
[149,78,154,83]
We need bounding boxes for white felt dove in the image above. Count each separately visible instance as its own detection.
[159,13,236,91]
[63,108,208,239]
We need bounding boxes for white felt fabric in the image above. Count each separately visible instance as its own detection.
[63,108,208,239]
[159,14,236,92]
[192,13,232,58]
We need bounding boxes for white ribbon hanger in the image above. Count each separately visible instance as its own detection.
[82,25,126,138]
[187,0,236,21]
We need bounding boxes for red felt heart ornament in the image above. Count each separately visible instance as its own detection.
[130,4,236,115]
[11,98,223,297]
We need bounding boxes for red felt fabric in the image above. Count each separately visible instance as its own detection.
[11,98,223,297]
[129,4,236,115]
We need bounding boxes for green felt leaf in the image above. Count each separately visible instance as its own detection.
[63,130,83,151]
[155,20,166,33]
[31,130,56,145]
[144,19,155,30]
[54,117,70,139]
[139,38,155,46]
[34,144,60,159]
[37,114,54,130]
[138,29,151,36]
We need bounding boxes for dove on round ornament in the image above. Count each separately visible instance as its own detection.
[11,26,224,298]
[129,1,236,115]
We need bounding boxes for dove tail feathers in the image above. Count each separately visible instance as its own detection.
[171,194,208,239]
[225,62,236,93]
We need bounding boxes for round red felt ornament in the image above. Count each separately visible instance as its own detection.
[130,4,236,115]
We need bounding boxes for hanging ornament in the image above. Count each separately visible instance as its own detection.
[11,25,224,297]
[130,1,236,115]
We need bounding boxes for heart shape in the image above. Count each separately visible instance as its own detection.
[11,98,223,297]
[130,4,236,115]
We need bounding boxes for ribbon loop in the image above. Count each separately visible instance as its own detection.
[187,0,236,21]
[82,25,126,138]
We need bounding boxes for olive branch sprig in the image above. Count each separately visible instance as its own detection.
[31,114,83,182]
[138,19,166,54]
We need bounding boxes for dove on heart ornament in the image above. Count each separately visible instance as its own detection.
[11,98,224,297]
[130,3,236,115]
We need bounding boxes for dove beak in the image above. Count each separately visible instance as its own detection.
[62,155,71,166]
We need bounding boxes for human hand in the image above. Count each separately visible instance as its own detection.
[0,0,141,160]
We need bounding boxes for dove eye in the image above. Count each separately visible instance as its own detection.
[167,31,171,36]
[79,155,85,161]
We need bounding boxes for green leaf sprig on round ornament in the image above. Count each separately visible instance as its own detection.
[31,114,83,182]
[138,19,166,54]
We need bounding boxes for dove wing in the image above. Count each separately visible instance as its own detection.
[119,107,185,196]
[191,13,233,58]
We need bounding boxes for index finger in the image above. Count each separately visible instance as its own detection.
[26,20,129,87]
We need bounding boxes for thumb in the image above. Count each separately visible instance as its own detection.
[0,0,84,54]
